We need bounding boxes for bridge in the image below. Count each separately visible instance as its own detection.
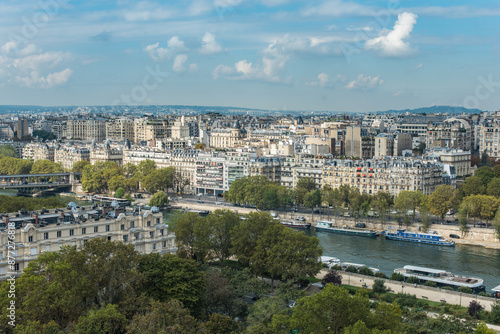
[0,172,81,195]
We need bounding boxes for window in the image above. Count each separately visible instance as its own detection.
[156,218,160,224]
[28,235,33,242]
[82,228,86,235]
[57,231,61,238]
[120,224,125,230]
[14,263,19,271]
[44,232,49,240]
[152,243,157,250]
[94,226,98,233]
[162,241,167,248]
[160,229,164,236]
[69,229,74,236]
[106,225,110,232]
[123,235,128,242]
[150,231,154,238]
[130,221,135,228]
[45,245,50,252]
[83,239,87,245]
[147,221,151,227]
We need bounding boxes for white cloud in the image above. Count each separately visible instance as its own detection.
[414,63,424,70]
[302,0,374,17]
[306,73,330,87]
[187,0,212,16]
[189,63,199,73]
[172,54,188,73]
[347,26,375,32]
[212,64,235,79]
[365,12,418,57]
[200,33,223,54]
[214,0,245,8]
[144,36,186,61]
[345,74,383,90]
[0,42,72,89]
[123,1,176,21]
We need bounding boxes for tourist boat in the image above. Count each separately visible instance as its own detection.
[394,265,485,292]
[315,220,378,238]
[381,229,454,246]
[280,220,311,229]
[340,262,380,273]
[320,256,341,268]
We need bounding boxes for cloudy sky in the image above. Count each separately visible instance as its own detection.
[1,0,500,112]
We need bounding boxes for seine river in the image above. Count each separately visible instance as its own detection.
[306,230,500,292]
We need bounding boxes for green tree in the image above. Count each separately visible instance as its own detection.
[231,212,277,265]
[246,297,290,334]
[137,159,157,178]
[73,304,127,334]
[427,185,456,221]
[461,176,485,196]
[175,212,210,262]
[419,197,431,232]
[0,155,32,174]
[295,177,317,205]
[142,167,176,194]
[493,164,500,178]
[114,187,125,198]
[478,195,500,226]
[81,161,121,193]
[137,253,206,317]
[303,189,321,213]
[0,144,17,157]
[373,192,393,225]
[71,160,90,173]
[194,143,206,150]
[30,159,64,174]
[489,299,500,325]
[487,178,500,197]
[322,269,342,286]
[475,166,496,185]
[204,314,239,334]
[126,300,206,334]
[321,184,335,207]
[493,208,500,240]
[149,191,169,207]
[204,269,247,319]
[205,209,240,263]
[395,191,422,227]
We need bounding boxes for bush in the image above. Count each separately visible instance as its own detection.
[424,281,437,287]
[115,187,125,198]
[345,266,359,273]
[150,191,169,207]
[478,292,490,297]
[296,278,310,289]
[321,270,342,287]
[390,272,405,281]
[331,264,342,270]
[457,286,473,294]
[441,286,453,291]
[468,300,483,318]
[395,293,418,308]
[382,294,396,303]
[406,276,419,284]
[375,272,387,279]
[489,300,500,325]
[372,279,387,294]
[358,266,374,276]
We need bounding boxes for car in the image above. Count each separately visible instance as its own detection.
[476,221,486,227]
[296,216,305,221]
[355,223,366,228]
[197,193,203,197]
[313,208,320,213]
[215,202,223,205]
[197,199,204,203]
[291,207,298,212]
[344,212,351,217]
[449,234,460,239]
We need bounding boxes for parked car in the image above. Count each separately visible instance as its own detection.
[344,212,351,217]
[197,199,204,203]
[476,221,486,227]
[313,208,320,213]
[296,216,305,221]
[355,223,366,228]
[449,234,460,239]
[291,207,298,212]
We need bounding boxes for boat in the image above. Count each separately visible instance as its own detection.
[394,265,485,292]
[340,262,380,273]
[381,229,454,246]
[315,220,378,238]
[320,256,341,268]
[281,220,311,229]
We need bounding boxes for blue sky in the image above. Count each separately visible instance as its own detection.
[1,0,500,112]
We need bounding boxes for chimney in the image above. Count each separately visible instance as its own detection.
[32,213,38,226]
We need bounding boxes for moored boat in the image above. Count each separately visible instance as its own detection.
[340,262,380,273]
[315,220,378,238]
[381,229,454,246]
[280,220,311,229]
[320,256,341,268]
[394,265,485,292]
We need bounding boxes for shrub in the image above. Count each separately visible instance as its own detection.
[358,266,374,276]
[296,278,310,289]
[441,286,453,291]
[321,269,342,287]
[372,279,387,294]
[375,272,387,279]
[382,294,396,303]
[390,272,405,281]
[406,276,419,284]
[468,300,483,318]
[395,293,418,308]
[115,187,125,198]
[478,292,490,297]
[457,286,473,294]
[331,264,342,270]
[345,266,359,273]
[424,281,437,287]
[489,300,500,325]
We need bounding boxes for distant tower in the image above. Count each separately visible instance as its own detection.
[16,118,28,139]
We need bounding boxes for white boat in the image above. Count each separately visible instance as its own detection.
[320,256,341,268]
[394,265,485,292]
[341,262,380,273]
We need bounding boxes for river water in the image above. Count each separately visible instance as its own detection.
[306,230,500,292]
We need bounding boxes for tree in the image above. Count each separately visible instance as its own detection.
[493,208,500,240]
[419,198,431,232]
[194,143,206,150]
[71,160,90,173]
[137,159,157,178]
[489,299,500,325]
[321,269,342,286]
[461,195,482,225]
[204,314,239,334]
[0,144,17,157]
[487,178,500,197]
[373,192,393,225]
[494,164,500,178]
[468,300,483,318]
[205,209,240,263]
[303,189,321,214]
[231,212,278,265]
[246,297,290,334]
[114,187,125,198]
[460,176,485,196]
[30,159,64,174]
[150,191,169,207]
[295,177,316,205]
[73,304,127,334]
[475,166,496,185]
[395,191,421,227]
[81,161,121,193]
[478,195,500,226]
[204,269,246,319]
[321,184,335,207]
[137,253,206,317]
[126,300,206,334]
[175,212,210,262]
[427,185,456,221]
[458,207,469,237]
[142,167,176,194]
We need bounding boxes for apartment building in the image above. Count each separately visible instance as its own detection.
[134,118,169,143]
[66,118,106,141]
[375,133,413,157]
[209,128,242,149]
[16,118,29,139]
[106,118,134,141]
[54,146,90,170]
[478,120,500,159]
[248,156,282,184]
[322,158,443,196]
[424,148,471,178]
[426,118,472,151]
[223,149,254,191]
[0,209,176,279]
[90,141,123,166]
[195,152,225,196]
[170,149,199,194]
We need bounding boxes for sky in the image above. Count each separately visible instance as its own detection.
[0,0,500,112]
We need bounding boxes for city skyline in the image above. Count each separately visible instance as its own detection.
[1,0,500,112]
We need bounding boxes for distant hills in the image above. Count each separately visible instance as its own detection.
[0,104,487,116]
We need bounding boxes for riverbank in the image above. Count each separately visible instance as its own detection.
[173,201,500,249]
